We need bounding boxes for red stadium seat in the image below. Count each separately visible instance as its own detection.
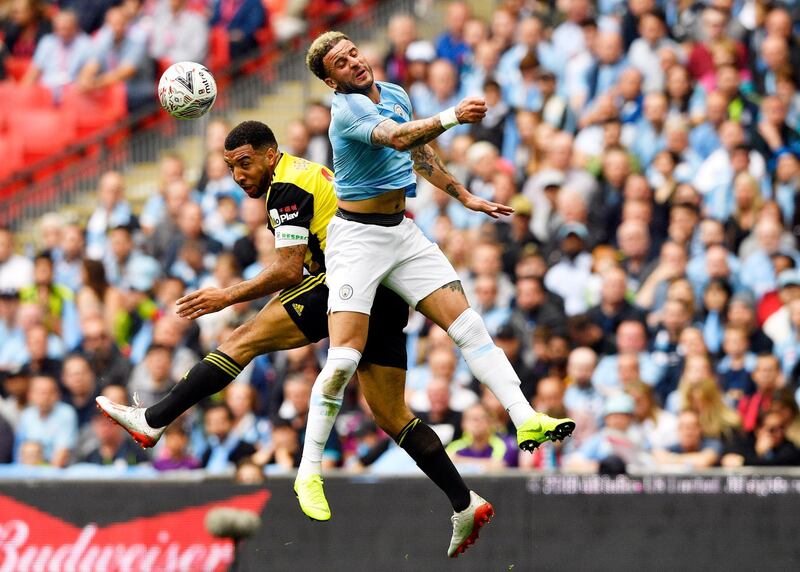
[4,56,32,82]
[208,27,231,72]
[8,109,77,165]
[61,83,127,138]
[0,135,24,181]
[0,82,54,111]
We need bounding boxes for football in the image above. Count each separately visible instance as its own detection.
[157,61,217,120]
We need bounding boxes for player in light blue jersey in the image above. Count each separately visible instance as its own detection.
[296,31,576,557]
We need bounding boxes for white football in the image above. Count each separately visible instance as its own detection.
[158,61,217,119]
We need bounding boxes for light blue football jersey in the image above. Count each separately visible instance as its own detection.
[329,81,418,201]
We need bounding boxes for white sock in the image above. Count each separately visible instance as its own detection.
[447,308,535,428]
[297,346,361,479]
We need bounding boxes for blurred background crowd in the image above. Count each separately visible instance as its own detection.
[3,0,800,481]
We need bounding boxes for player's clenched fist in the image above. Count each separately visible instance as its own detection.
[455,97,488,124]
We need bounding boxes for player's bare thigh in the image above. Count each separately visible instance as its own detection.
[356,363,413,438]
[328,310,370,352]
[219,296,310,364]
[415,280,470,331]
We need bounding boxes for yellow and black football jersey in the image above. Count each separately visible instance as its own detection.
[265,152,338,274]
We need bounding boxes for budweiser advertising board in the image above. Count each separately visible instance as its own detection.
[0,489,270,571]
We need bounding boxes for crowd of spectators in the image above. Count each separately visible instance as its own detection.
[4,0,800,480]
[0,0,286,109]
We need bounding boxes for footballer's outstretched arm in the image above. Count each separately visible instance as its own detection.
[371,96,487,151]
[176,244,307,319]
[410,144,513,219]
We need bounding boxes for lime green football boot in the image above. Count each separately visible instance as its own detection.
[294,474,331,521]
[517,413,576,452]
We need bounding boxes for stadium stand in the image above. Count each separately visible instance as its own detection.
[2,0,800,484]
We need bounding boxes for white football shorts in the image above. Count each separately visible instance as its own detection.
[325,214,459,314]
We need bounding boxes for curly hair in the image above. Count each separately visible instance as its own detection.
[306,31,350,80]
[224,121,277,152]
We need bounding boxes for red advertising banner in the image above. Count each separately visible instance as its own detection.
[0,489,270,572]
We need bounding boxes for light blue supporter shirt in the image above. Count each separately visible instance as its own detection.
[329,81,418,201]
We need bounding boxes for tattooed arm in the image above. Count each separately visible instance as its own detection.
[370,96,487,151]
[410,144,514,219]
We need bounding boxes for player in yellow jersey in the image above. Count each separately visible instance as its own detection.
[97,121,491,558]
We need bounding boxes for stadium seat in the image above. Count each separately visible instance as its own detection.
[208,27,231,72]
[0,135,24,181]
[8,109,77,165]
[4,56,32,82]
[0,83,54,112]
[61,83,127,139]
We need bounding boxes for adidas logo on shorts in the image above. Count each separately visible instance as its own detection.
[292,303,304,316]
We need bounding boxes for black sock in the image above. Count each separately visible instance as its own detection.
[145,350,243,428]
[396,418,471,512]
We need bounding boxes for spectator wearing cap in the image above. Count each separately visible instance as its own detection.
[653,409,721,469]
[498,193,539,276]
[0,367,29,427]
[209,0,266,60]
[15,375,78,467]
[0,228,33,292]
[77,7,154,112]
[535,69,574,133]
[149,0,209,67]
[406,39,436,98]
[20,9,92,93]
[762,269,800,345]
[564,393,649,473]
[544,223,592,316]
[434,1,470,70]
[627,8,681,92]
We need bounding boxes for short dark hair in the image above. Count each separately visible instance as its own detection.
[224,121,278,152]
[306,31,350,80]
[206,402,234,421]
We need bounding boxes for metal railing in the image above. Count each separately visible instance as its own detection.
[0,0,419,231]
